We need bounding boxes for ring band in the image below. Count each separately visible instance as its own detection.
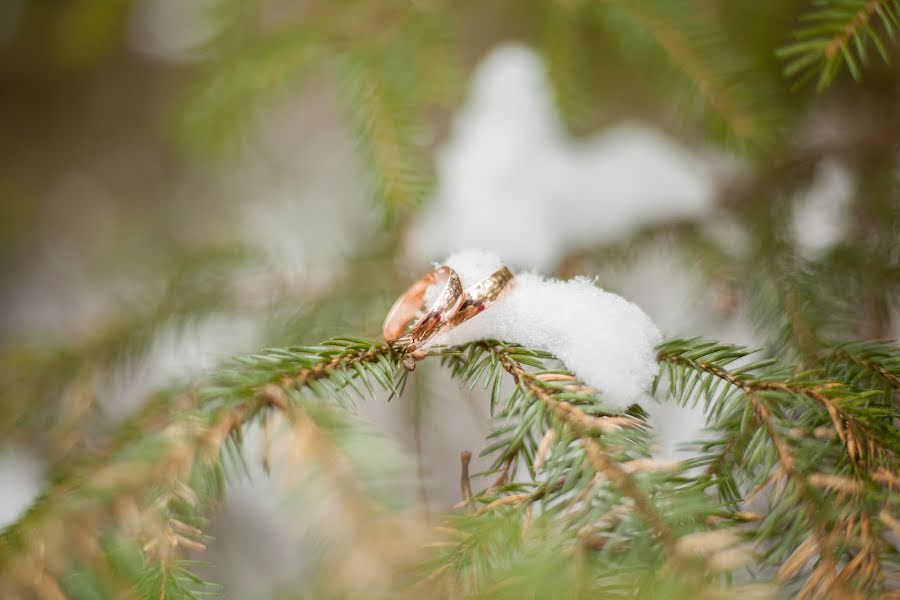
[447,266,514,328]
[383,266,464,350]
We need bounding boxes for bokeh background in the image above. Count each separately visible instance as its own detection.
[1,1,898,596]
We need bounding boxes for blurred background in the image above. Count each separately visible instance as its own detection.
[1,1,898,596]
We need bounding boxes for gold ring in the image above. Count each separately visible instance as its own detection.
[383,266,464,351]
[447,266,514,329]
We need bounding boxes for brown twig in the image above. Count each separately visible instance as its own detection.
[488,458,513,492]
[460,451,473,503]
[825,0,888,59]
[533,429,556,473]
[281,343,391,389]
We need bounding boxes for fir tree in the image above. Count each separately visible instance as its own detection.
[0,1,898,599]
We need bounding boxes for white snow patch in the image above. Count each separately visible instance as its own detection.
[424,250,661,409]
[791,159,855,259]
[0,448,43,529]
[103,313,263,419]
[127,0,223,63]
[409,43,718,271]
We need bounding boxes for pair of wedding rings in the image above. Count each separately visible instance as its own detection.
[383,265,514,352]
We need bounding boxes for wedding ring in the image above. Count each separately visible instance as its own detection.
[383,266,464,351]
[447,266,514,328]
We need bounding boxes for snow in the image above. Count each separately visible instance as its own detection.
[424,250,662,409]
[127,0,223,63]
[0,448,43,529]
[791,159,855,260]
[409,43,718,271]
[103,314,263,419]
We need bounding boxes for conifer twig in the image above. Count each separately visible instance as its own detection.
[0,339,398,597]
[494,348,678,556]
[827,344,900,393]
[656,340,899,597]
[779,0,900,87]
[599,0,757,140]
[460,450,473,503]
[825,0,888,60]
[660,351,894,462]
[748,392,840,596]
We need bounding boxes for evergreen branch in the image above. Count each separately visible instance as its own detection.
[337,49,430,221]
[3,400,255,598]
[0,338,399,597]
[491,347,678,556]
[777,273,823,365]
[0,339,392,556]
[594,0,763,142]
[826,0,891,58]
[0,244,259,446]
[658,340,897,464]
[621,3,756,139]
[657,338,899,597]
[428,341,756,596]
[823,340,900,394]
[778,0,900,88]
[259,386,423,595]
[746,391,841,596]
[171,27,322,155]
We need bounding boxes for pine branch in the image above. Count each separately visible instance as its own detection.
[337,49,431,221]
[591,0,769,143]
[4,401,251,599]
[778,0,900,88]
[657,338,899,597]
[261,386,424,595]
[491,347,678,557]
[624,4,756,139]
[172,27,322,155]
[823,340,900,394]
[0,244,258,447]
[659,339,898,464]
[5,334,896,598]
[0,338,401,598]
[539,1,605,133]
[429,341,751,596]
[746,391,841,597]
